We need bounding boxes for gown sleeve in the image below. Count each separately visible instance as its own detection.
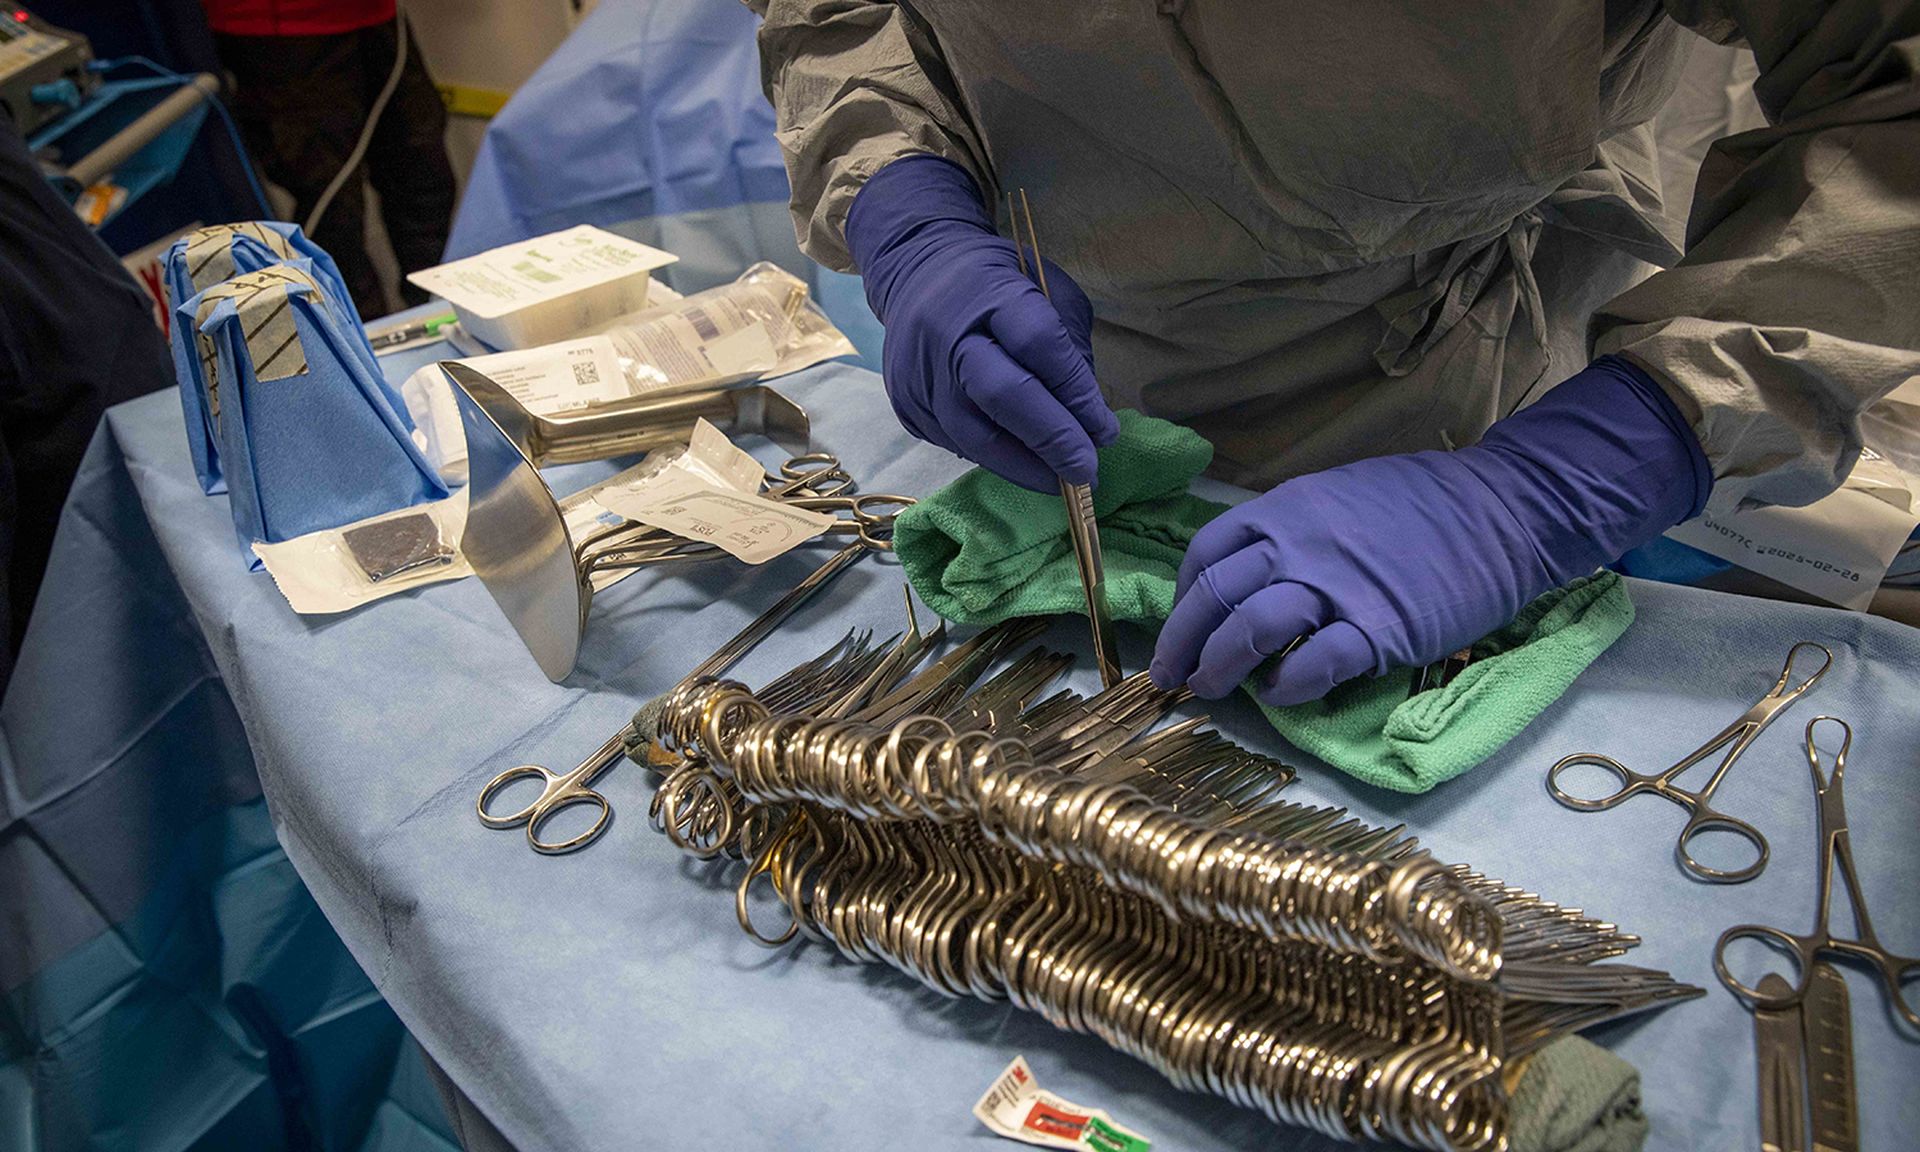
[1593,0,1920,511]
[745,0,992,271]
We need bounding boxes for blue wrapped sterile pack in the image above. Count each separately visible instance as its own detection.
[184,263,448,557]
[164,222,400,493]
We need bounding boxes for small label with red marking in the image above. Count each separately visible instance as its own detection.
[972,1057,1150,1152]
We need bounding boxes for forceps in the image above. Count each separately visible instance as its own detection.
[1546,642,1830,883]
[1714,716,1920,1030]
[476,541,873,854]
[1008,187,1122,688]
[586,488,907,570]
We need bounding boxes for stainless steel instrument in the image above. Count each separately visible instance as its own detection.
[443,358,809,468]
[1720,716,1912,1152]
[476,541,873,853]
[1547,642,1831,883]
[1747,963,1858,1152]
[451,363,582,681]
[1754,973,1809,1152]
[611,601,1703,1152]
[446,362,901,681]
[1007,188,1121,688]
[1714,716,1920,1027]
[1804,963,1857,1152]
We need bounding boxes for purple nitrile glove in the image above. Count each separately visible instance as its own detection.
[1150,356,1713,705]
[845,154,1119,492]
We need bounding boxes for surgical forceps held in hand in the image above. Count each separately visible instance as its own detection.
[1714,717,1920,1031]
[1546,641,1831,883]
[1007,187,1122,688]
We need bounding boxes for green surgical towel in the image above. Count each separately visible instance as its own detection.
[1510,1035,1650,1152]
[1259,570,1632,791]
[894,411,1635,793]
[895,409,1221,625]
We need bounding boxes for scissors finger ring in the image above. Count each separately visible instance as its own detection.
[477,763,560,828]
[1545,753,1644,810]
[1676,810,1769,884]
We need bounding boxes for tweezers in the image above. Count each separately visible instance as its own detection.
[1009,187,1122,688]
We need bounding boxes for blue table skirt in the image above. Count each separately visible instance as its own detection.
[15,350,1920,1152]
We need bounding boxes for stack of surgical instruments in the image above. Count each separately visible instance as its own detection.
[479,542,875,853]
[594,596,1701,1151]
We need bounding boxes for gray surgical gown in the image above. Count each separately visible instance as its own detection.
[744,0,1920,513]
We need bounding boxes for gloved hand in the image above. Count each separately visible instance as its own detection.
[846,154,1119,491]
[1150,357,1712,705]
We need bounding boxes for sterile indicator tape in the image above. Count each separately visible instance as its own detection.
[181,222,297,293]
[195,328,221,427]
[194,266,325,419]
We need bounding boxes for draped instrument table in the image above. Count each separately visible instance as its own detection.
[15,344,1919,1151]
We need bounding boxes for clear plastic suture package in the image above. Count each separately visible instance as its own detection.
[602,262,854,396]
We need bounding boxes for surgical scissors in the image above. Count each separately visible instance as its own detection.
[573,454,906,578]
[1714,716,1920,1031]
[477,541,876,854]
[477,731,628,854]
[782,491,913,551]
[1546,641,1830,883]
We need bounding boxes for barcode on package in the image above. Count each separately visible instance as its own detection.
[687,306,721,342]
[571,358,602,388]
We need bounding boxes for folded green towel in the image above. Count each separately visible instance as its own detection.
[894,411,1635,793]
[1509,1035,1650,1152]
[1259,570,1633,791]
[895,409,1223,626]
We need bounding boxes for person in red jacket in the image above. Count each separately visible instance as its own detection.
[200,0,455,318]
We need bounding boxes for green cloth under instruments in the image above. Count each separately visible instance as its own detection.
[893,411,1634,793]
[1510,1035,1651,1152]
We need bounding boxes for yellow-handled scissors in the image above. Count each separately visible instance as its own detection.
[1714,717,1920,1030]
[1546,641,1830,883]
